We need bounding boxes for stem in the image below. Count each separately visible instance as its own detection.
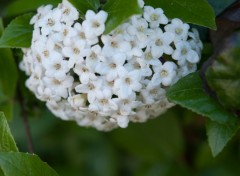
[17,87,34,153]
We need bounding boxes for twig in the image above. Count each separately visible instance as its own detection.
[17,87,34,153]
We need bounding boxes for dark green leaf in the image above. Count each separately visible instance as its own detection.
[206,32,240,111]
[166,72,237,124]
[68,0,100,16]
[0,112,18,152]
[145,0,216,29]
[206,119,239,157]
[0,152,59,176]
[5,0,61,17]
[103,0,142,34]
[166,73,240,156]
[0,13,34,48]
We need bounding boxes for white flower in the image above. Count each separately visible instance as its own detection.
[86,45,103,70]
[101,35,131,57]
[151,61,177,86]
[188,28,203,55]
[42,53,69,81]
[50,24,77,45]
[82,10,108,38]
[113,92,141,116]
[115,69,142,99]
[150,28,174,58]
[164,18,190,42]
[68,94,87,109]
[74,63,97,84]
[62,40,90,68]
[30,5,53,26]
[144,6,168,28]
[141,46,161,65]
[128,16,149,41]
[59,0,79,24]
[95,53,126,81]
[89,89,117,113]
[43,75,74,98]
[74,22,98,45]
[141,82,166,104]
[125,57,152,77]
[172,41,200,65]
[75,79,102,103]
[38,9,62,36]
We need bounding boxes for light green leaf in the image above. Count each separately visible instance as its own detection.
[0,13,34,48]
[166,72,240,156]
[103,0,142,34]
[0,152,59,176]
[0,112,18,152]
[68,0,100,16]
[206,119,239,157]
[145,0,216,29]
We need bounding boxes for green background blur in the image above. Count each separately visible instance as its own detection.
[1,0,240,175]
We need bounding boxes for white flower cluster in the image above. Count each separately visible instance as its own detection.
[20,0,203,131]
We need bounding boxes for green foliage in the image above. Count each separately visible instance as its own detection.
[145,0,216,29]
[206,119,239,157]
[4,0,61,17]
[0,19,18,119]
[206,33,240,111]
[68,0,100,16]
[0,112,18,152]
[0,152,59,176]
[166,73,240,156]
[0,13,34,48]
[103,0,142,34]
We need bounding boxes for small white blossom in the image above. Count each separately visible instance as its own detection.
[83,10,108,38]
[164,18,190,42]
[144,6,168,28]
[151,61,177,86]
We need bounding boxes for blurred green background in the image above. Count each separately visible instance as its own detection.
[1,0,240,175]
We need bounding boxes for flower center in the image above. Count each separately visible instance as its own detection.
[155,39,163,46]
[150,13,159,21]
[54,63,61,70]
[73,48,80,54]
[181,48,187,55]
[175,28,183,35]
[125,77,131,84]
[160,70,168,77]
[47,19,55,26]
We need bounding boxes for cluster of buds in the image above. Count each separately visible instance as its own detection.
[20,0,202,131]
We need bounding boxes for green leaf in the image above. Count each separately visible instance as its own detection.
[166,72,240,156]
[0,152,59,176]
[206,119,239,157]
[145,0,216,29]
[5,0,61,17]
[0,13,34,48]
[103,0,142,34]
[206,32,240,111]
[167,73,238,124]
[68,0,100,16]
[0,112,18,152]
